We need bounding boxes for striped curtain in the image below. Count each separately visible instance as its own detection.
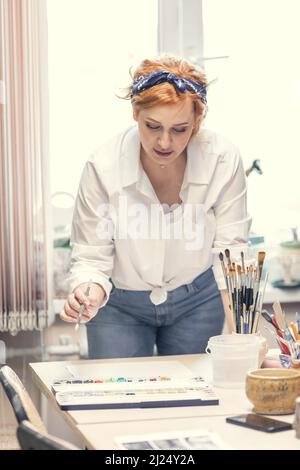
[0,0,52,335]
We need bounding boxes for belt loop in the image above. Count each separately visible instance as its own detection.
[186,283,195,293]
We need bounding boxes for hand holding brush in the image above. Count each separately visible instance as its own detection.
[75,284,92,330]
[60,281,106,326]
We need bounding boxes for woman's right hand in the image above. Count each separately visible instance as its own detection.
[60,282,106,324]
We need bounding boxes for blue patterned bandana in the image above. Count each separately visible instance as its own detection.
[131,70,207,105]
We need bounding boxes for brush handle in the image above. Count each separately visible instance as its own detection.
[238,288,243,333]
[75,285,91,329]
[251,290,260,331]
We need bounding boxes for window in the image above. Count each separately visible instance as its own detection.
[202,0,300,242]
[47,0,158,196]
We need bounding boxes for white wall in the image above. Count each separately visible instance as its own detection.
[47,0,158,197]
[202,0,300,243]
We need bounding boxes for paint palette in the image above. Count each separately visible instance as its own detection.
[52,375,218,410]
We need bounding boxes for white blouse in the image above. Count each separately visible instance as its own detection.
[68,125,252,305]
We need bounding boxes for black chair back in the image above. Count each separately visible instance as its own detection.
[0,364,47,433]
[17,420,79,450]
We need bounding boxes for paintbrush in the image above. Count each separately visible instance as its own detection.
[239,254,246,304]
[251,252,266,327]
[258,272,269,312]
[241,251,246,275]
[219,252,235,329]
[257,251,266,283]
[247,265,255,332]
[237,264,244,332]
[252,272,269,333]
[219,252,228,289]
[261,308,283,333]
[229,265,239,332]
[75,284,91,331]
[224,248,232,270]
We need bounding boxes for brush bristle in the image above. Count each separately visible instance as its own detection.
[219,252,224,260]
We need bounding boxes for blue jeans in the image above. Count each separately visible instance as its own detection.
[86,267,224,359]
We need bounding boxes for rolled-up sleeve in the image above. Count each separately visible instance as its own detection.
[211,149,252,289]
[67,160,115,304]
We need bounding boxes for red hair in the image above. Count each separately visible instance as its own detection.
[123,56,208,135]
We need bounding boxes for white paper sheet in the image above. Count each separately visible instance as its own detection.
[115,428,230,450]
[66,360,194,380]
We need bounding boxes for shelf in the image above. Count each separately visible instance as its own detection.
[263,285,300,304]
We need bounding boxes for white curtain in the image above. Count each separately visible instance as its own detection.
[0,0,52,335]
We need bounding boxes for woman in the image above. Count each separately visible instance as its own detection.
[60,56,251,358]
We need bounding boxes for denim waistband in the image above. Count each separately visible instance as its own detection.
[111,266,215,305]
[178,266,215,294]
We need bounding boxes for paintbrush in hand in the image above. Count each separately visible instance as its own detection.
[75,284,91,331]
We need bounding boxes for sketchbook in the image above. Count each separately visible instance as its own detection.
[52,360,219,410]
